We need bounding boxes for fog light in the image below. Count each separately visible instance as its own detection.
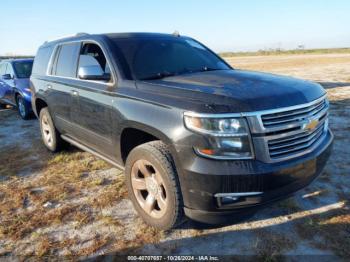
[215,192,263,207]
[221,196,239,205]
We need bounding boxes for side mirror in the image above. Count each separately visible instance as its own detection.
[78,66,110,81]
[2,74,13,80]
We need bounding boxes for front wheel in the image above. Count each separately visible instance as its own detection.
[17,95,31,120]
[125,141,184,230]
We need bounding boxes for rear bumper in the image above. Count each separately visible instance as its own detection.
[176,129,333,224]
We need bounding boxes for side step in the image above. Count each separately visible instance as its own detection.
[61,135,125,171]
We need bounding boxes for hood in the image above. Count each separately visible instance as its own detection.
[136,69,325,113]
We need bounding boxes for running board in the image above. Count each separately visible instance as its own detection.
[61,135,125,171]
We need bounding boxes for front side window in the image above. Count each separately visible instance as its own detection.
[54,43,80,77]
[13,61,33,78]
[77,43,111,81]
[110,37,230,80]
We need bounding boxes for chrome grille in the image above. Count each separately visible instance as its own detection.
[261,98,327,128]
[268,120,327,159]
[258,96,329,161]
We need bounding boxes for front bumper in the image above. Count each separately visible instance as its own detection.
[175,129,333,224]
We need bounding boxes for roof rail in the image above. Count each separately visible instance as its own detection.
[44,32,90,44]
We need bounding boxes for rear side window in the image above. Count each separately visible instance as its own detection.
[32,46,54,75]
[54,43,80,77]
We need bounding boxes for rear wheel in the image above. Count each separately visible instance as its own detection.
[17,95,31,120]
[39,107,66,152]
[125,141,184,230]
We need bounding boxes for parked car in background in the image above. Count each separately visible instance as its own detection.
[0,59,34,119]
[31,33,333,229]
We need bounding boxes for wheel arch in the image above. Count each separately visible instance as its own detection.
[34,97,48,117]
[119,121,175,164]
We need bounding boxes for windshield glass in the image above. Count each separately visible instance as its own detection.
[110,37,231,80]
[13,61,33,78]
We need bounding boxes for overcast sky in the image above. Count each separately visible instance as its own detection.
[1,0,350,55]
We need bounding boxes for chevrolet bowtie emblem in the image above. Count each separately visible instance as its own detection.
[303,119,319,131]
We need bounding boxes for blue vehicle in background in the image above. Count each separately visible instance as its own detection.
[0,59,34,119]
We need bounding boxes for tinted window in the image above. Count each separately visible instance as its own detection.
[54,43,80,77]
[110,37,230,80]
[32,46,54,75]
[78,43,111,80]
[13,61,33,78]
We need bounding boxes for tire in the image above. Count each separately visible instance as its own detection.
[17,95,31,120]
[39,107,66,152]
[125,141,184,230]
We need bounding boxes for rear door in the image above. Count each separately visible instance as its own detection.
[48,42,81,133]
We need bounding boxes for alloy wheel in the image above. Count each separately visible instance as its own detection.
[131,159,168,218]
[18,97,26,118]
[41,114,53,147]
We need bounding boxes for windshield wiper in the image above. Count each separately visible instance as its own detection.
[140,67,226,80]
[199,66,224,72]
[140,71,177,80]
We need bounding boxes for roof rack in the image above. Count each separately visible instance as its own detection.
[44,32,90,44]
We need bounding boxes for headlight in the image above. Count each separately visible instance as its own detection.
[24,88,32,93]
[184,113,254,159]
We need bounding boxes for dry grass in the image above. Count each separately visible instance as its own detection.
[0,141,48,177]
[296,208,350,257]
[254,230,296,261]
[225,53,350,72]
[0,130,161,257]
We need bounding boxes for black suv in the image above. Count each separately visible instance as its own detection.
[30,33,333,229]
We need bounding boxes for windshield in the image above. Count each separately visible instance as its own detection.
[13,61,33,78]
[110,37,231,80]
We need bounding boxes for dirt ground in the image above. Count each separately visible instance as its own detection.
[0,53,349,259]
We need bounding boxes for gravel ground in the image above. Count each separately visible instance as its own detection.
[0,53,349,259]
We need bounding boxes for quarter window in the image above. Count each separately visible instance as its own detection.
[32,46,54,75]
[54,43,80,77]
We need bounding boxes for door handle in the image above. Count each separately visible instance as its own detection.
[47,84,52,89]
[71,90,79,97]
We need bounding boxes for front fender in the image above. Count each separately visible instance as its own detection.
[112,94,187,171]
[14,88,32,103]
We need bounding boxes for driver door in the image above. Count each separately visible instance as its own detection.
[70,42,115,157]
